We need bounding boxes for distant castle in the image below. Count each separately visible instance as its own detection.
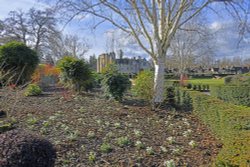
[97,50,151,75]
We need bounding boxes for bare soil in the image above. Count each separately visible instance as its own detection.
[0,87,221,167]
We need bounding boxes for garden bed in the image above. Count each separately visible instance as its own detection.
[0,87,220,166]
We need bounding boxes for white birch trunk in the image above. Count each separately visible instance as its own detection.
[152,56,166,110]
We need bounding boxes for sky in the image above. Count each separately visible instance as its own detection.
[0,0,250,60]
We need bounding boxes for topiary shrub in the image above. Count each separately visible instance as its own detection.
[132,70,154,102]
[24,84,42,96]
[0,41,39,84]
[165,86,175,107]
[0,129,56,167]
[57,56,92,92]
[186,83,192,89]
[193,85,197,90]
[101,64,131,101]
[182,91,193,112]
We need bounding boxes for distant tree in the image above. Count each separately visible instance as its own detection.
[63,34,90,58]
[1,10,28,44]
[27,8,59,57]
[0,8,59,59]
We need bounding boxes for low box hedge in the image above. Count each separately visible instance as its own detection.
[190,91,250,166]
[210,86,250,107]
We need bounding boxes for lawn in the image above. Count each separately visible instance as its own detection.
[0,87,220,166]
[187,78,224,86]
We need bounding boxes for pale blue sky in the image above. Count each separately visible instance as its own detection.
[0,0,250,60]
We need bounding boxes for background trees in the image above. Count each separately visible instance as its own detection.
[0,8,90,61]
[52,0,249,109]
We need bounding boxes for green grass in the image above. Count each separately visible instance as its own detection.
[188,78,224,86]
[167,78,225,86]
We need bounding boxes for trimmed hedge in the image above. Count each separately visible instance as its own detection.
[190,92,250,166]
[210,86,250,107]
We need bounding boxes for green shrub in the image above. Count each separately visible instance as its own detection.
[193,85,197,90]
[224,76,233,85]
[210,86,250,107]
[181,91,192,112]
[165,86,175,107]
[101,64,131,101]
[57,56,92,92]
[197,85,202,91]
[202,85,206,91]
[175,88,181,108]
[132,70,154,102]
[190,91,250,166]
[0,41,39,84]
[224,74,250,86]
[24,84,42,96]
[186,83,192,89]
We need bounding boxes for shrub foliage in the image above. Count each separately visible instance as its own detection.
[210,86,250,107]
[24,84,42,96]
[57,56,92,92]
[190,91,250,166]
[0,41,39,84]
[101,64,131,101]
[132,70,154,102]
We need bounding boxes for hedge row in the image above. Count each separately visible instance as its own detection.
[210,86,250,107]
[190,92,250,166]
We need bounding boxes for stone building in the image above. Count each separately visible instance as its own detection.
[97,51,151,75]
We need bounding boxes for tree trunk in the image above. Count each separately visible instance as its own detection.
[152,56,166,110]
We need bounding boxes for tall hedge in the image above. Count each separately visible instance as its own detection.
[190,91,250,166]
[210,86,250,107]
[0,41,39,84]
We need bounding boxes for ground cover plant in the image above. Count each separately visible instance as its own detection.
[0,87,220,166]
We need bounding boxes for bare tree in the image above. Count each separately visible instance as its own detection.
[63,34,90,58]
[28,8,59,57]
[1,10,28,44]
[53,0,249,109]
[167,18,215,74]
[0,8,59,59]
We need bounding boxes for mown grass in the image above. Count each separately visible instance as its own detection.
[188,78,224,86]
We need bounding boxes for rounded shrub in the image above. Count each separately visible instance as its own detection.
[0,41,39,84]
[0,129,56,167]
[57,56,92,92]
[132,70,154,102]
[101,64,131,101]
[24,84,42,96]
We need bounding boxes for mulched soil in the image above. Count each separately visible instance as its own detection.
[0,87,221,167]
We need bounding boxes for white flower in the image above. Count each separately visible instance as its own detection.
[164,159,176,167]
[160,146,168,153]
[134,129,143,137]
[167,136,175,144]
[146,146,154,155]
[189,140,197,148]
